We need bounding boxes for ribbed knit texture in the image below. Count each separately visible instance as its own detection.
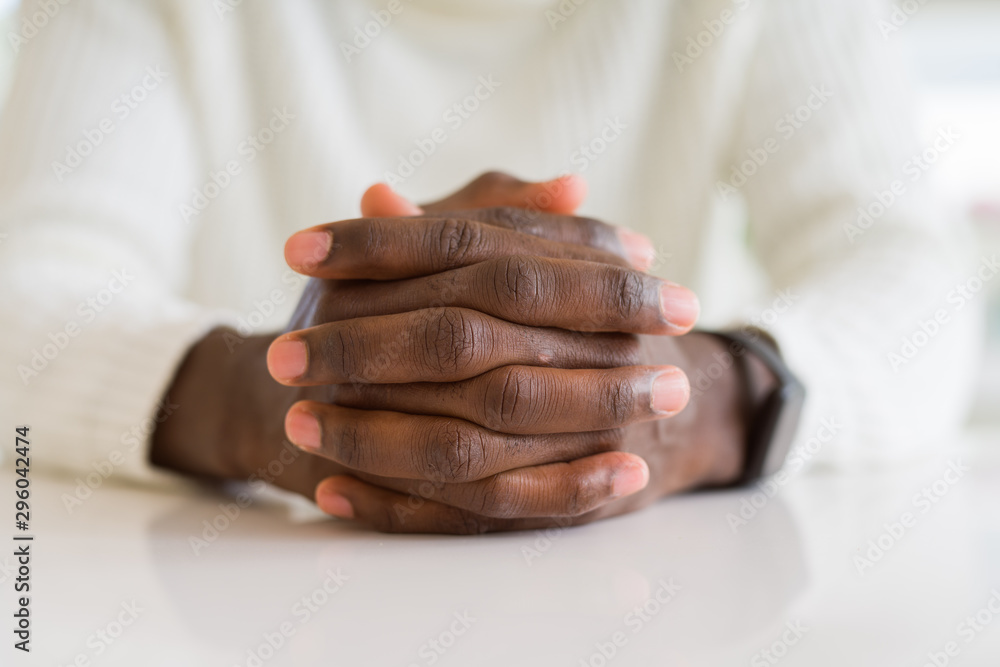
[0,0,981,483]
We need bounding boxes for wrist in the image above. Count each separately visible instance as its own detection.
[670,332,779,487]
[150,328,285,482]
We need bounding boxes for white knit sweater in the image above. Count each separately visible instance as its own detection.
[0,0,982,484]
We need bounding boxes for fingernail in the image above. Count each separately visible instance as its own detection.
[318,487,355,519]
[612,460,650,498]
[651,368,690,415]
[285,230,333,271]
[659,283,700,332]
[617,228,655,271]
[267,338,308,381]
[285,409,321,451]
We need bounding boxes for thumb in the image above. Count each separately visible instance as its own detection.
[360,183,424,217]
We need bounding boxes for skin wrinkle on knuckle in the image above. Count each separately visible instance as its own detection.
[429,420,486,482]
[564,477,584,516]
[492,255,545,318]
[471,475,523,519]
[333,419,365,469]
[432,218,482,268]
[324,326,359,382]
[601,374,636,427]
[361,218,390,265]
[604,266,645,323]
[484,366,537,431]
[420,308,481,376]
[427,271,462,310]
[484,488,516,519]
[563,470,604,517]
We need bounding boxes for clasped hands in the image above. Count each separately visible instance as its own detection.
[265,172,744,533]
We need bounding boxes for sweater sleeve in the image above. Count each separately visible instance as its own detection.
[0,0,234,486]
[730,0,983,468]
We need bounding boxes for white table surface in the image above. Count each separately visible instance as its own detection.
[2,428,999,667]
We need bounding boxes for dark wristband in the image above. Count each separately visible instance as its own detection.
[710,328,806,484]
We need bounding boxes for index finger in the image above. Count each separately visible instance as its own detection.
[284,216,636,280]
[417,206,655,271]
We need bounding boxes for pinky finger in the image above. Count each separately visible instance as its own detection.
[315,476,565,535]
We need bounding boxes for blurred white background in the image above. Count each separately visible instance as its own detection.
[894,0,1000,423]
[1,0,997,420]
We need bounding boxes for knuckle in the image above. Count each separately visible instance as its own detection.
[325,327,362,381]
[429,420,488,482]
[361,218,390,264]
[310,324,368,383]
[483,367,540,431]
[419,308,481,375]
[489,255,545,313]
[563,473,604,516]
[601,375,636,427]
[332,420,366,469]
[431,218,482,267]
[604,267,645,322]
[475,478,521,519]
